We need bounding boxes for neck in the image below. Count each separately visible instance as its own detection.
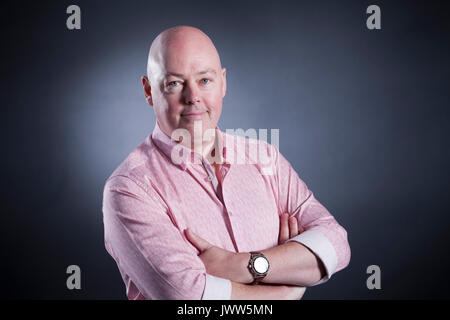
[184,131,216,158]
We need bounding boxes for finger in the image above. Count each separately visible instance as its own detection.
[279,213,289,244]
[289,216,298,238]
[184,228,212,253]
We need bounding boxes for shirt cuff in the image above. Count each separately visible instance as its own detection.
[201,274,232,300]
[286,229,338,286]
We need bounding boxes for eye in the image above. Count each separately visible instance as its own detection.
[167,81,179,88]
[200,78,211,85]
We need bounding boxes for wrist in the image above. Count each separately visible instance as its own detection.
[233,252,254,284]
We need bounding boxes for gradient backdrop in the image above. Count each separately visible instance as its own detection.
[1,0,449,299]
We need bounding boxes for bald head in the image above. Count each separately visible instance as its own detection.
[142,26,226,143]
[147,26,222,84]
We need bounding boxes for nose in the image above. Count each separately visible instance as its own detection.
[183,82,200,105]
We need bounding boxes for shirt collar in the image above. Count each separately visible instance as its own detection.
[150,121,228,170]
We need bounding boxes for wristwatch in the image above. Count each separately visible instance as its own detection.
[247,252,270,284]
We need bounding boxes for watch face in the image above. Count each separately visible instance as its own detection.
[253,256,269,274]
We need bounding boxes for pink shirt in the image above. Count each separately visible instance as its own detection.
[102,122,351,300]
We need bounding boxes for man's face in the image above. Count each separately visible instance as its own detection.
[143,31,226,141]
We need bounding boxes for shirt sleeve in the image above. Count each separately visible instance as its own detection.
[102,174,231,300]
[202,274,232,300]
[273,146,351,285]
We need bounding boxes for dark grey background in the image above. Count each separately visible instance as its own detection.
[1,0,449,299]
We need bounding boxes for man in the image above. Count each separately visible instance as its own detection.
[102,25,350,300]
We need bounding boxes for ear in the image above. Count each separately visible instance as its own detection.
[141,76,153,106]
[221,67,227,98]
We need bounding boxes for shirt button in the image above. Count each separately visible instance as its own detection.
[207,175,213,181]
[228,210,233,216]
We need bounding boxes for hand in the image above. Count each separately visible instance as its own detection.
[277,213,307,299]
[184,228,252,283]
[278,213,304,245]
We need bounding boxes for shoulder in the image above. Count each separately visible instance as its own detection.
[104,133,161,191]
[102,134,169,211]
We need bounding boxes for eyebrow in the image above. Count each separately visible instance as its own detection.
[165,69,217,78]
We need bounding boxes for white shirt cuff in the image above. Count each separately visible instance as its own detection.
[286,229,338,286]
[201,274,232,300]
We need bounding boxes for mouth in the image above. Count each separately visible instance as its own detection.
[181,111,206,119]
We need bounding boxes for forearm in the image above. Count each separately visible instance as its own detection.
[235,241,326,287]
[230,281,306,300]
[261,241,326,286]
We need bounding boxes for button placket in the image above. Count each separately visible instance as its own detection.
[203,159,219,185]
